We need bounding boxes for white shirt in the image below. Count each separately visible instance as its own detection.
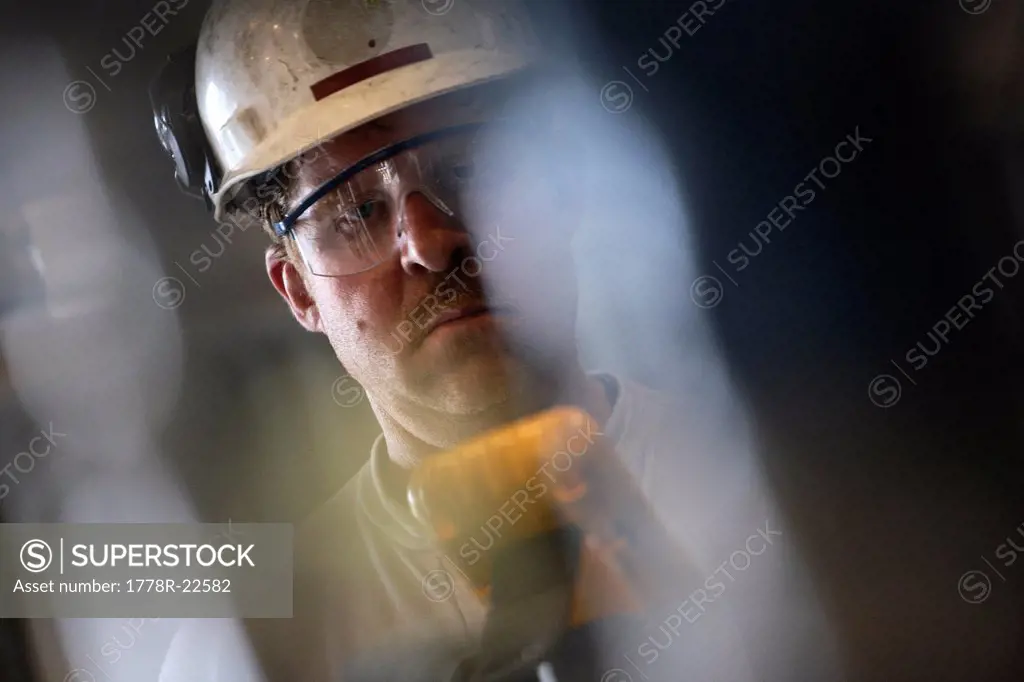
[158,373,839,682]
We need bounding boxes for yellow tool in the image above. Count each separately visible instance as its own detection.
[408,406,684,629]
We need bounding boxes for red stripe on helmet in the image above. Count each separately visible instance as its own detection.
[310,43,434,102]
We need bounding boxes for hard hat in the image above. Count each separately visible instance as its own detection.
[194,0,544,222]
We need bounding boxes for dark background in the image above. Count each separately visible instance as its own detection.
[2,0,1024,680]
[541,1,1024,679]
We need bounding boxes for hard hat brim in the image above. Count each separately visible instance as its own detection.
[211,48,536,223]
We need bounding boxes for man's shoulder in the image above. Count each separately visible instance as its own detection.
[290,459,391,619]
[298,466,364,534]
[294,462,369,571]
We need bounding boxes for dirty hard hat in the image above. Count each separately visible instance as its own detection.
[194,0,543,222]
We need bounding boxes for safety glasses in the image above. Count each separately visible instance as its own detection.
[274,122,520,277]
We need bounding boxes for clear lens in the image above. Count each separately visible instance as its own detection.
[293,180,395,276]
[291,129,503,277]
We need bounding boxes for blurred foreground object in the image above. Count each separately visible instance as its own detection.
[0,218,46,323]
[390,407,742,682]
[409,407,695,609]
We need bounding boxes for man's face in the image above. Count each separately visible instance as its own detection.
[268,85,580,418]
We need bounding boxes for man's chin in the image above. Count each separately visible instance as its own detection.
[409,338,530,414]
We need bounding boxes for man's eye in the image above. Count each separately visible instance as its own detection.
[337,201,377,228]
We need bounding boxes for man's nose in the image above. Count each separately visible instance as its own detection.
[397,191,471,274]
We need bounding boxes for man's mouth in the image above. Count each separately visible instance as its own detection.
[425,304,517,336]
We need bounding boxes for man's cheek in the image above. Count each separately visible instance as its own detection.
[435,281,458,304]
[315,280,380,341]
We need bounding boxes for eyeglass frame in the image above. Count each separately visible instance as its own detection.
[270,120,492,240]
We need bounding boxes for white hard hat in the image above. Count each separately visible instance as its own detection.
[196,0,544,222]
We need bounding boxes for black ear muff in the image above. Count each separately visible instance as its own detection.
[148,42,221,210]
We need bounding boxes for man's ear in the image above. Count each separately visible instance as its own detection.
[266,246,322,333]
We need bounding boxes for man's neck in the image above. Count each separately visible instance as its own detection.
[372,368,614,507]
